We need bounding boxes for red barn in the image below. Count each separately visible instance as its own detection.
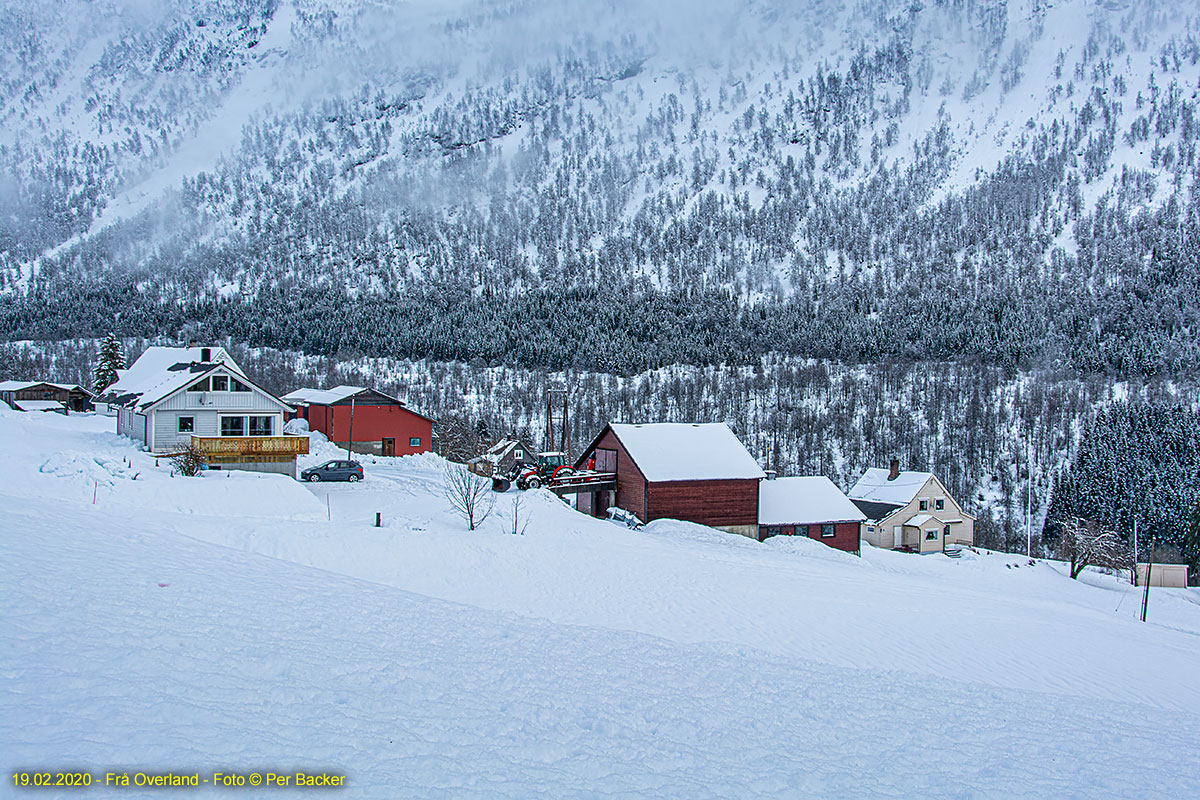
[573,422,764,538]
[283,385,433,457]
[758,476,867,554]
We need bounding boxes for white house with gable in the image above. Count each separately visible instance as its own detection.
[849,460,975,553]
[96,346,303,475]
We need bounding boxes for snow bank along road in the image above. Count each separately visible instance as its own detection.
[2,410,1198,798]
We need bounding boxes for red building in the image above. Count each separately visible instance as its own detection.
[283,385,433,457]
[573,422,765,538]
[758,476,867,554]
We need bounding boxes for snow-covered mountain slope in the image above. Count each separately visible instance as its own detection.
[3,410,1198,796]
[2,0,1198,374]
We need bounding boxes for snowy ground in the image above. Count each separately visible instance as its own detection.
[2,409,1198,798]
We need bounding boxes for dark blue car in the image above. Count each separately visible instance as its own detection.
[301,460,364,482]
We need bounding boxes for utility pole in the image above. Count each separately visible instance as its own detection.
[1132,518,1139,586]
[345,396,356,460]
[1026,440,1032,558]
[1140,536,1154,623]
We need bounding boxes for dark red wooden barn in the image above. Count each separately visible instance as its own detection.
[283,385,433,457]
[573,422,765,537]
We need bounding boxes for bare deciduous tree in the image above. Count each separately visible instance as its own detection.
[508,491,531,536]
[1055,516,1129,580]
[171,443,206,477]
[443,462,495,531]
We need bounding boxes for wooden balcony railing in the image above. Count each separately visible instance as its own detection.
[191,435,310,457]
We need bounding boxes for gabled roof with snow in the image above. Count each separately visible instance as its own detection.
[94,346,278,411]
[759,476,867,526]
[608,422,765,482]
[0,380,91,394]
[471,438,532,465]
[282,385,370,405]
[848,468,935,506]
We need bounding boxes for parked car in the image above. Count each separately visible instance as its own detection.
[606,506,643,530]
[301,460,364,482]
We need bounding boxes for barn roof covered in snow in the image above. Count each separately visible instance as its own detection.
[0,380,92,394]
[848,468,935,506]
[607,422,765,483]
[282,385,370,405]
[759,476,866,526]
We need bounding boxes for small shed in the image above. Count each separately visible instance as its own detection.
[1136,563,1189,588]
[758,476,867,553]
[574,422,765,538]
[468,437,536,478]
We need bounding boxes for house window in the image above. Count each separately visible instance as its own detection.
[925,529,938,541]
[919,499,928,511]
[230,378,250,392]
[409,437,421,447]
[935,498,945,510]
[187,378,209,392]
[178,416,194,433]
[513,449,523,459]
[821,524,835,538]
[249,416,273,436]
[867,526,875,533]
[220,416,245,437]
[766,526,781,538]
[943,525,951,538]
[211,375,229,392]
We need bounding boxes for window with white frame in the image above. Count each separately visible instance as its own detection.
[230,378,250,392]
[409,437,421,447]
[925,529,939,541]
[249,416,273,436]
[919,499,928,511]
[220,416,245,437]
[935,498,945,510]
[821,524,835,538]
[211,374,229,392]
[177,416,194,433]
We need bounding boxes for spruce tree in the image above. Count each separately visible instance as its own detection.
[93,334,125,392]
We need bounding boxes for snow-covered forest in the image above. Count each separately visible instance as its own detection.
[1,0,1199,550]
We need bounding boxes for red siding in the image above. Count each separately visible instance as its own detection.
[581,429,647,520]
[647,479,759,528]
[304,404,432,454]
[759,520,861,553]
[576,426,759,528]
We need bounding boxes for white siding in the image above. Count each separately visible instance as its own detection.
[152,409,219,451]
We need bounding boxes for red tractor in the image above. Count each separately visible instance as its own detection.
[514,451,574,490]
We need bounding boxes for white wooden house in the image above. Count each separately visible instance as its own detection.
[96,346,305,475]
[849,460,975,553]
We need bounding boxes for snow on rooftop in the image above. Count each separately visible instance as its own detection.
[759,476,866,526]
[849,468,934,506]
[282,385,369,405]
[0,380,83,393]
[11,400,67,412]
[609,422,765,482]
[98,346,242,409]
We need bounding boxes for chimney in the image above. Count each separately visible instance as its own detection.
[201,347,211,362]
[888,459,900,481]
[764,469,777,481]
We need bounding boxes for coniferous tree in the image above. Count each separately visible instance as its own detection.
[93,333,125,392]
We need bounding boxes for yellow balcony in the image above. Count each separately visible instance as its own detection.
[191,435,310,457]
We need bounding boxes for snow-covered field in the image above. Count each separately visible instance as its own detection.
[2,409,1198,798]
